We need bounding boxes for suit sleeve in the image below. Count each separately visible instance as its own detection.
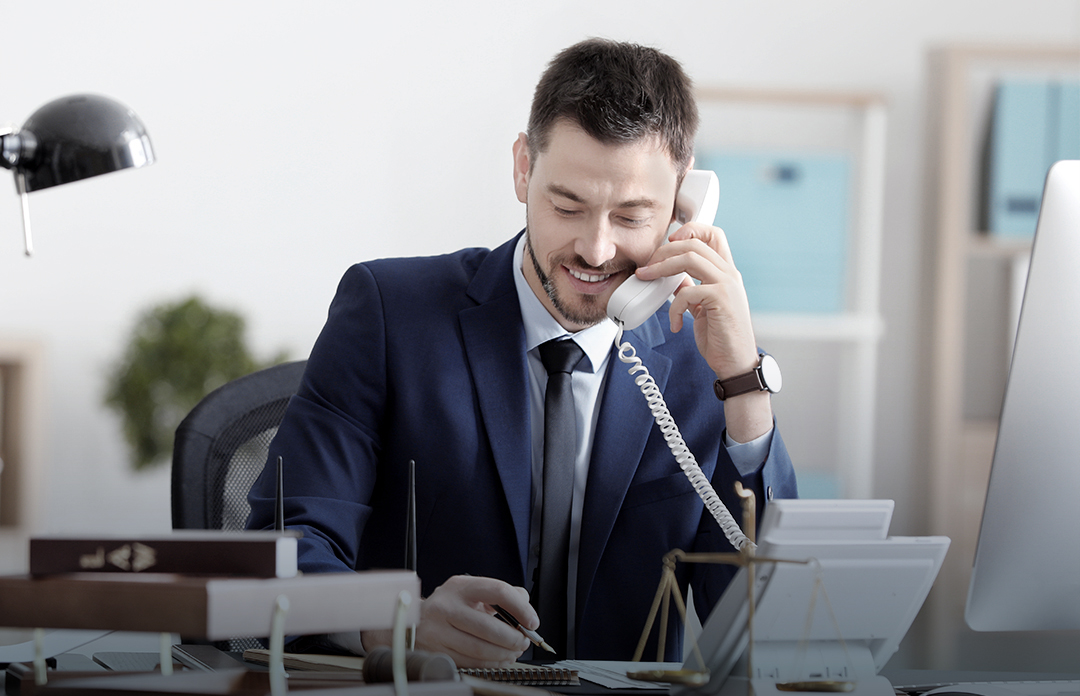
[247,264,388,574]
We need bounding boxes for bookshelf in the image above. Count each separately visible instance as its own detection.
[922,44,1080,668]
[694,87,887,500]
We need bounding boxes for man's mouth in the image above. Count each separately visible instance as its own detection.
[567,267,614,283]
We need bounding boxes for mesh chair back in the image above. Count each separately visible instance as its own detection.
[172,360,305,531]
[170,360,306,651]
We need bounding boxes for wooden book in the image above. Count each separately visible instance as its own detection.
[0,571,419,640]
[30,532,300,578]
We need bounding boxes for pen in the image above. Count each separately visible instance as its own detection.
[492,604,555,654]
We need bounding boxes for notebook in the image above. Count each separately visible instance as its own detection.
[458,665,579,686]
[242,649,579,686]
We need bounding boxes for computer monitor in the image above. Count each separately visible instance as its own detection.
[965,160,1080,632]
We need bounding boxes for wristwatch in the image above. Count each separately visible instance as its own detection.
[713,353,782,401]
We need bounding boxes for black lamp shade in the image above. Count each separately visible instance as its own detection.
[18,94,155,192]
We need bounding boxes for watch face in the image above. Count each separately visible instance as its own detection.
[760,354,782,393]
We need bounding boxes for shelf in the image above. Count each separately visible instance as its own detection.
[966,235,1033,259]
[922,42,1080,669]
[752,312,885,341]
[696,86,885,108]
[693,85,887,504]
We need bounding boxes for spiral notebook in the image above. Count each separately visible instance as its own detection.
[243,649,578,686]
[459,664,579,686]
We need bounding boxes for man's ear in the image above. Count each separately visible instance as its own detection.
[512,133,530,204]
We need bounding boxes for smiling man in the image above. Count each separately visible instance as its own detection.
[517,123,677,328]
[248,38,797,665]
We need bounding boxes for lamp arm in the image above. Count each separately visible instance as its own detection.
[0,129,36,255]
[16,172,32,256]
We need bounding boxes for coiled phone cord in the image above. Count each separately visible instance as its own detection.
[614,329,756,552]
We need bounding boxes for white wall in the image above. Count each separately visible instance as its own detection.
[0,0,1077,664]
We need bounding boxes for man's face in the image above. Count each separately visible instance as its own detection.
[513,121,681,331]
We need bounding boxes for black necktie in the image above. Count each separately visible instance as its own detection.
[535,338,584,659]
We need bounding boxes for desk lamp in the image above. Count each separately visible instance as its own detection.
[0,93,155,256]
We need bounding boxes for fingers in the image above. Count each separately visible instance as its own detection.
[637,223,735,286]
[670,221,734,266]
[415,620,525,668]
[445,576,538,631]
[494,584,539,631]
[414,575,533,667]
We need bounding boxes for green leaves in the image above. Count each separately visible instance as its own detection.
[104,296,286,470]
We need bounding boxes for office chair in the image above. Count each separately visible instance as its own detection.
[171,360,306,531]
[170,359,306,652]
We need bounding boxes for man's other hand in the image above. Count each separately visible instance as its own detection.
[362,575,535,667]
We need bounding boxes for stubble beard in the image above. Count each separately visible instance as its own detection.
[524,227,612,328]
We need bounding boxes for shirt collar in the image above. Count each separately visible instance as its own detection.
[513,234,618,374]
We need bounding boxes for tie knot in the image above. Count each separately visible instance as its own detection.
[539,339,585,376]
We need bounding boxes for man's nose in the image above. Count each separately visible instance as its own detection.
[575,216,617,268]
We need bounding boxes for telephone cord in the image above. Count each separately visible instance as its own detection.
[614,330,755,552]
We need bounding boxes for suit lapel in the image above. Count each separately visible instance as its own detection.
[577,318,671,608]
[459,237,532,577]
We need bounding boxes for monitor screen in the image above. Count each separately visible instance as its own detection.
[965,160,1080,632]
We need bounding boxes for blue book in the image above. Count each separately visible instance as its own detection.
[988,79,1080,238]
[695,151,850,313]
[988,80,1051,237]
[1055,80,1080,162]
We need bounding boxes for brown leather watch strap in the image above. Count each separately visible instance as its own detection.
[713,369,765,401]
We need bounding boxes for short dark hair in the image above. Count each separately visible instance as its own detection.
[527,38,698,174]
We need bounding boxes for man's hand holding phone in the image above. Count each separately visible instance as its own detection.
[635,220,774,444]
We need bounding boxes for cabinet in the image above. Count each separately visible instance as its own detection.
[694,87,886,500]
[923,44,1080,668]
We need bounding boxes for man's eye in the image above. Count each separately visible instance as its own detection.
[554,206,579,217]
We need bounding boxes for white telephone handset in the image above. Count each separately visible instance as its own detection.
[606,169,754,552]
[606,170,720,330]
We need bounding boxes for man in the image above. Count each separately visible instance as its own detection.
[248,38,797,666]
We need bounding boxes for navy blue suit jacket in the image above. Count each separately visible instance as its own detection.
[248,233,797,659]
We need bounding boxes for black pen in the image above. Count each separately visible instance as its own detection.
[493,605,554,654]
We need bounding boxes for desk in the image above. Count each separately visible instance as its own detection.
[881,669,1080,693]
[7,645,1080,696]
